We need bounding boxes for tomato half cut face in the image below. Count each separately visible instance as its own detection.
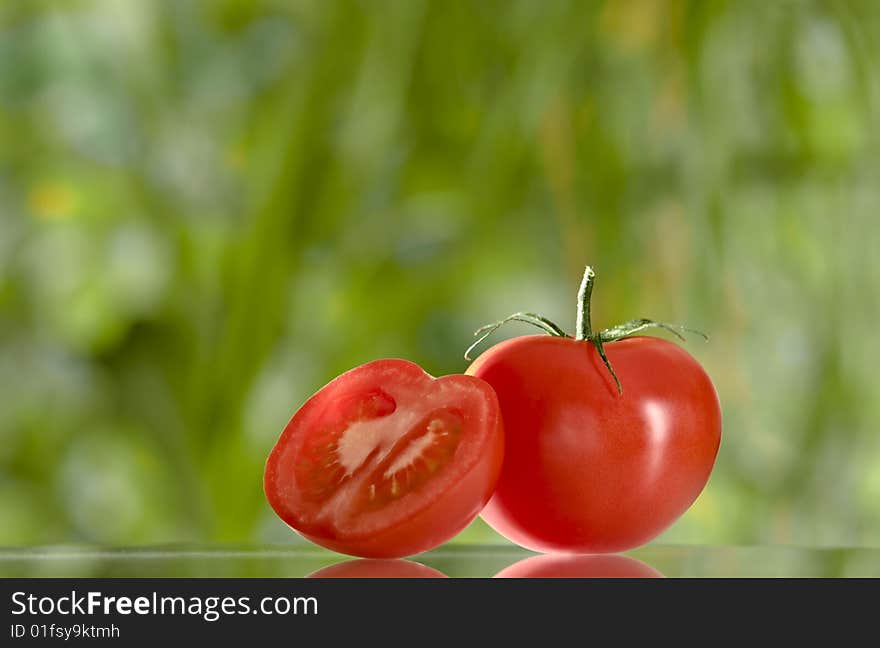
[264,359,504,558]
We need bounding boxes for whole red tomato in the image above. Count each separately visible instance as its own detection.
[466,266,721,553]
[264,359,503,558]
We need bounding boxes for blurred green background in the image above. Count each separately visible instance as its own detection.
[1,0,879,550]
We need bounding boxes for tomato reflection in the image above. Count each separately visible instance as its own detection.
[308,559,448,578]
[494,554,663,578]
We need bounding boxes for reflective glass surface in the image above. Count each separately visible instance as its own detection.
[2,544,878,578]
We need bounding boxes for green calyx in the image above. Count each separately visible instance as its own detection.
[464,264,708,395]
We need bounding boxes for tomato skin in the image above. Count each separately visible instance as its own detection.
[264,359,504,559]
[494,554,663,578]
[467,335,721,553]
[308,559,447,578]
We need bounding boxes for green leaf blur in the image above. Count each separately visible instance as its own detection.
[1,0,879,549]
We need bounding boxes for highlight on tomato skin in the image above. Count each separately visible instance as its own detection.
[263,358,504,559]
[493,554,664,578]
[307,559,447,578]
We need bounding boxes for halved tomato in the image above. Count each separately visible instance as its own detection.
[264,359,504,558]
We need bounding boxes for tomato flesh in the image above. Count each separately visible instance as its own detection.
[468,335,721,553]
[265,359,503,558]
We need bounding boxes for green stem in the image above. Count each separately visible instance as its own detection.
[464,262,707,397]
[591,336,622,395]
[575,265,595,341]
[575,265,621,393]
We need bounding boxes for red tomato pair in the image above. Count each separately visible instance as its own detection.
[264,266,722,558]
